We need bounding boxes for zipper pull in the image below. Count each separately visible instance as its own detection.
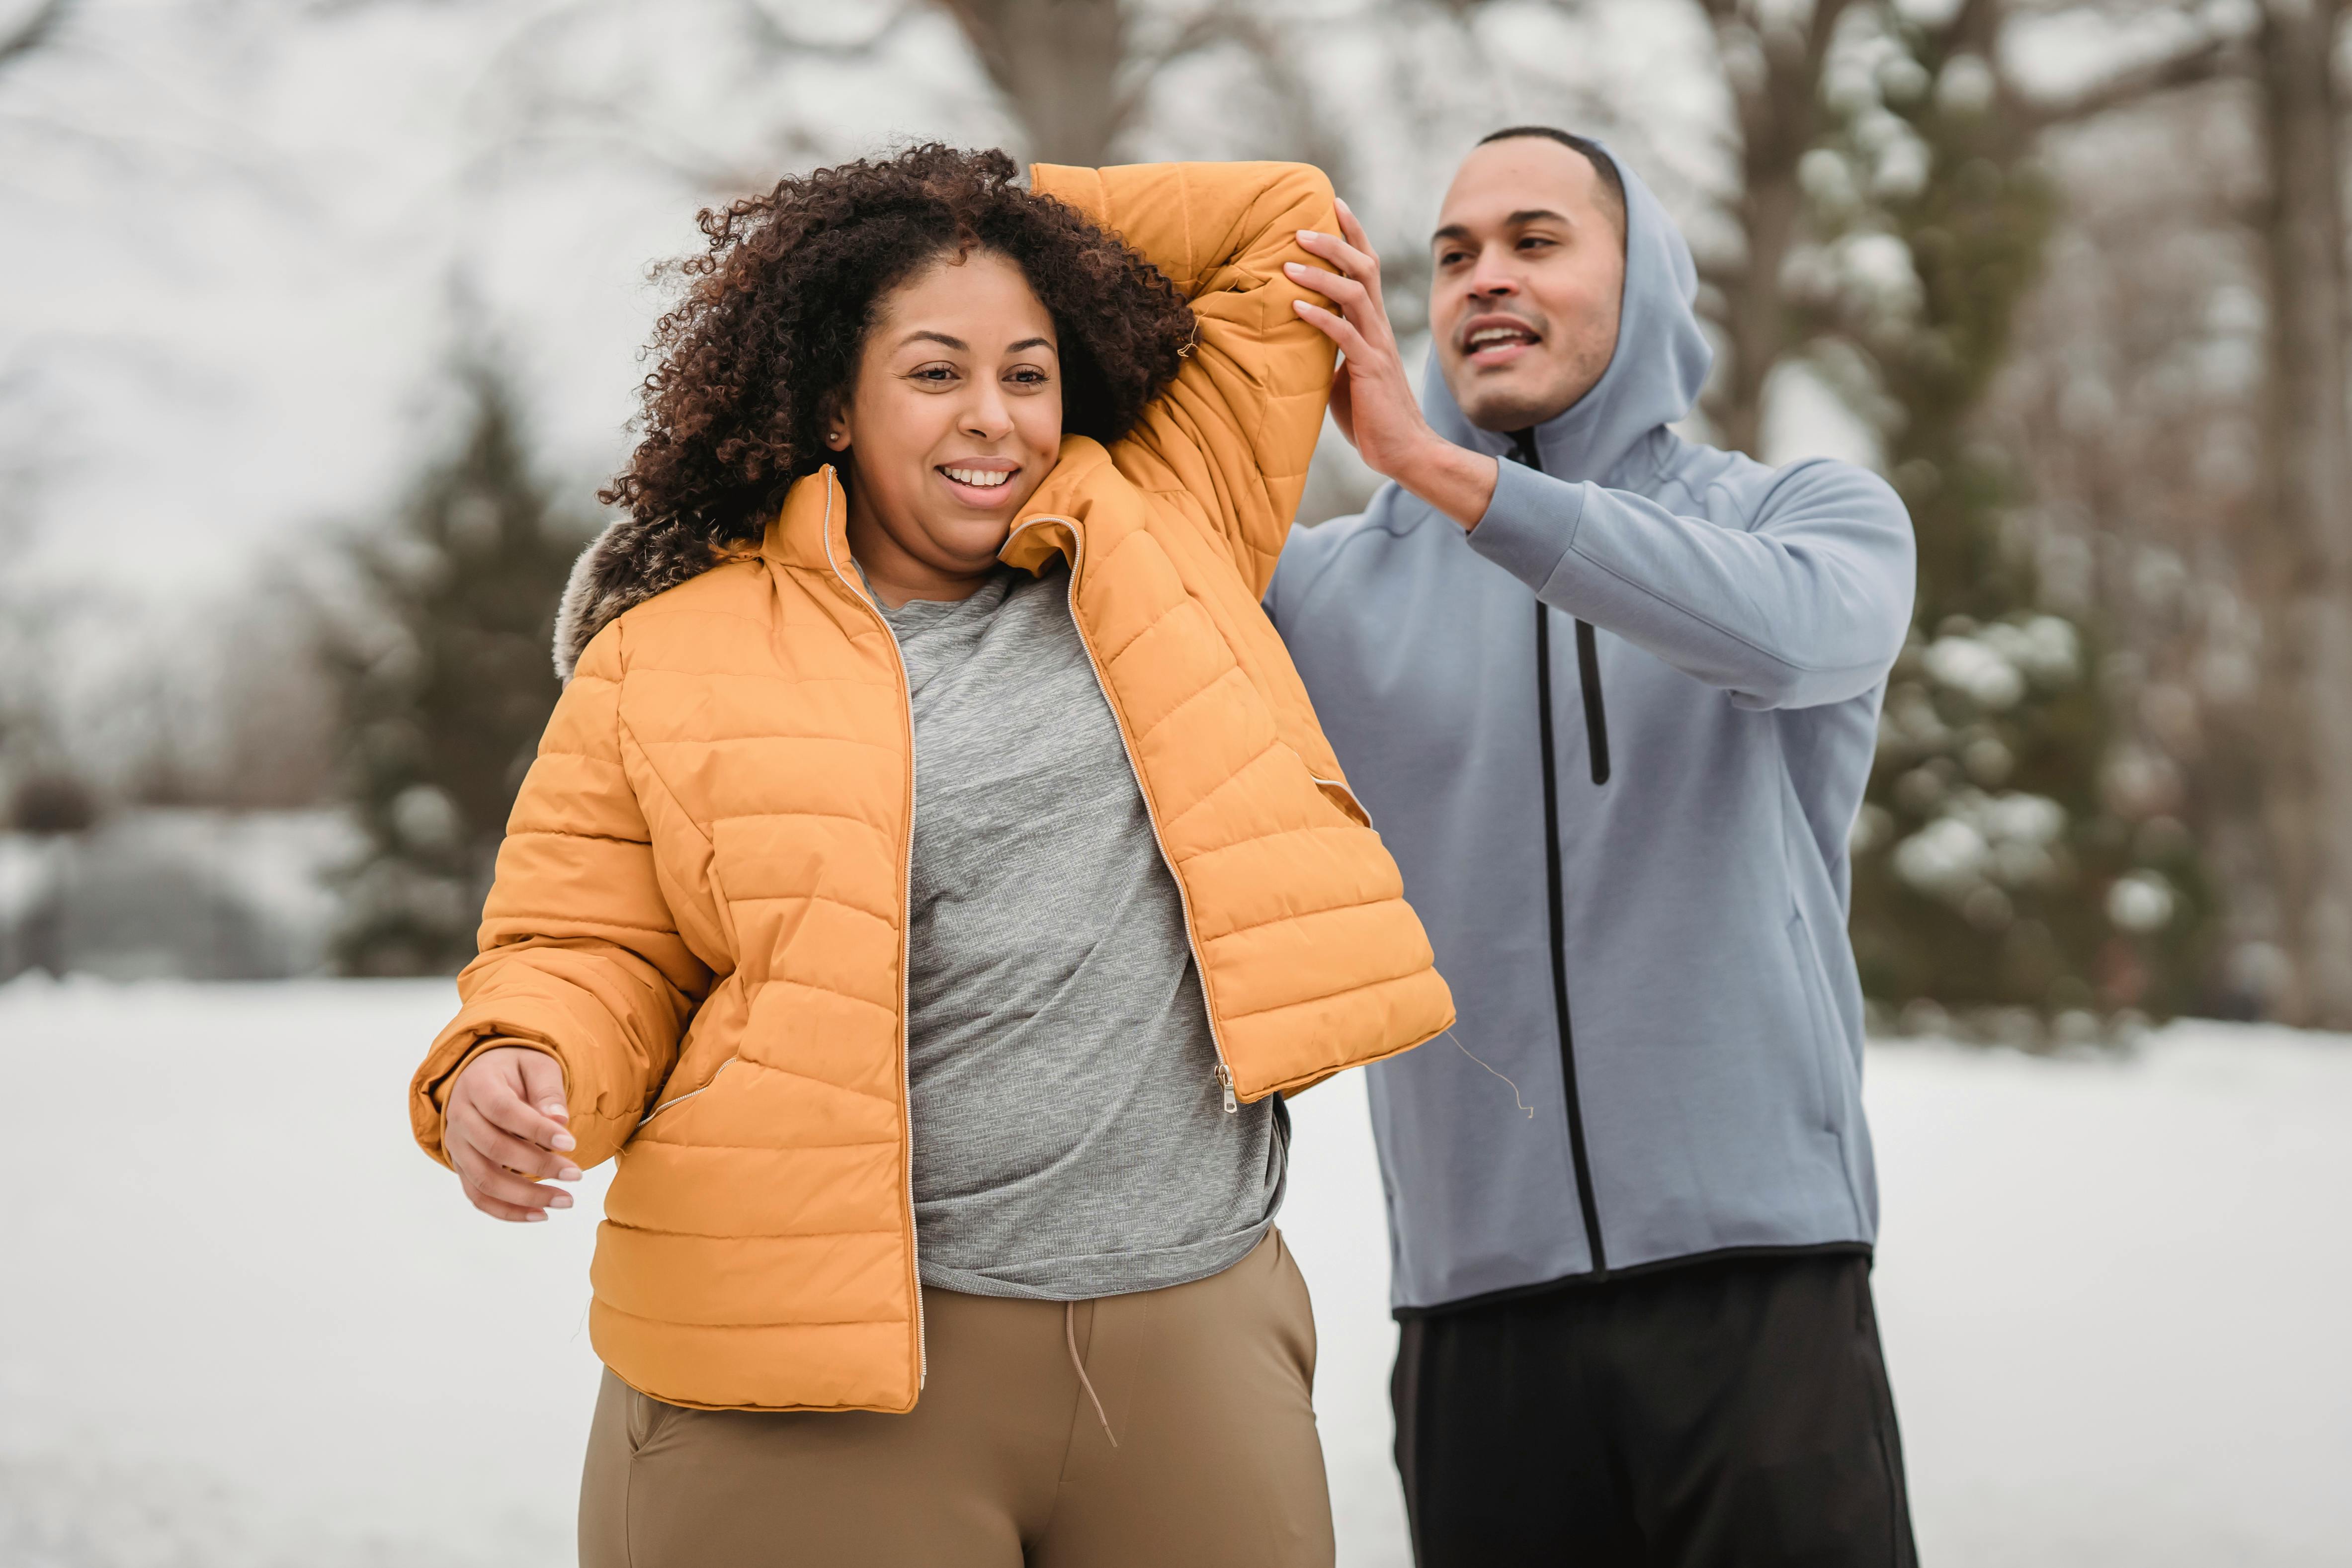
[1214,1062,1238,1115]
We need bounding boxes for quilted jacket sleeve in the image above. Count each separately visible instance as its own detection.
[1030,160,1340,597]
[408,624,712,1172]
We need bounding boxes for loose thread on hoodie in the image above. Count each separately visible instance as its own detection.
[1444,1029,1534,1119]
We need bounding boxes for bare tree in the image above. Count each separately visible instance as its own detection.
[2011,0,2352,1025]
[1692,0,1861,458]
[2248,0,2352,1023]
[0,0,71,75]
[938,0,1131,164]
[0,0,79,811]
[937,0,1364,180]
[1966,0,2352,1026]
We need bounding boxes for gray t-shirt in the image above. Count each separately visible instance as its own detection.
[877,563,1285,1300]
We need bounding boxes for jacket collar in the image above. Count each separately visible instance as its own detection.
[554,436,1125,682]
[764,437,1122,588]
[761,464,852,578]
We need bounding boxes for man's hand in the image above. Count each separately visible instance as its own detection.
[445,1045,581,1222]
[1290,199,1500,529]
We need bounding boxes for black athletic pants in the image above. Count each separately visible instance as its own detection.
[1392,1251,1917,1568]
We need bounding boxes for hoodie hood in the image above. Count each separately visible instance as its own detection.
[1421,140,1713,486]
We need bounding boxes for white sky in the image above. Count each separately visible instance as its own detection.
[1,2,1003,595]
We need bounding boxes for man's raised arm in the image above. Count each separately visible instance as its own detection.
[1289,201,1912,711]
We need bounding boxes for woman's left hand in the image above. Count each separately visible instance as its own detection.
[1288,199,1438,478]
[1288,199,1500,530]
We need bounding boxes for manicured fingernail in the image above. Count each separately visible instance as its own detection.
[551,1132,576,1151]
[1285,262,1304,273]
[1299,230,1330,241]
[525,1211,547,1222]
[558,1165,583,1182]
[549,1193,573,1209]
[543,1103,568,1119]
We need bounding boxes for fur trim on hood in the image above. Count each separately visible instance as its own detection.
[551,514,732,683]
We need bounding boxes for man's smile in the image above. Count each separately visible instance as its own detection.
[1459,312,1546,368]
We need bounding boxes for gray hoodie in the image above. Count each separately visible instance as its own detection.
[1263,146,1916,1312]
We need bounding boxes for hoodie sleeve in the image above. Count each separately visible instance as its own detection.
[1029,161,1339,598]
[1260,521,1320,631]
[1467,456,1916,711]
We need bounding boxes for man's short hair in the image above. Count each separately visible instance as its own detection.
[1476,126,1627,243]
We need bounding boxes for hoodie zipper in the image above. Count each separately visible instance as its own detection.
[1505,427,1613,786]
[1011,515,1242,1114]
[1512,429,1609,1274]
[1574,618,1611,786]
[821,491,928,1390]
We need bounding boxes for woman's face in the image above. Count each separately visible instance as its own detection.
[829,249,1063,598]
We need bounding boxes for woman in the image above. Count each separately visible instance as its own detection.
[406,145,1453,1567]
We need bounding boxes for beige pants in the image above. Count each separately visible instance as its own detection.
[579,1230,1334,1568]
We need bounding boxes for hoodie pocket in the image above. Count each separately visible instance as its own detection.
[1782,910,1841,1135]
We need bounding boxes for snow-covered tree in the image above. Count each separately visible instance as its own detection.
[1819,2,2231,1027]
[324,365,591,976]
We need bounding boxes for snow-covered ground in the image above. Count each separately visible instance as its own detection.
[1,980,2346,1567]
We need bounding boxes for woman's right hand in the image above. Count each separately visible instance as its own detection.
[446,1045,583,1222]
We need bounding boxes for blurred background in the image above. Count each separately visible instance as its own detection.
[0,1,2347,1566]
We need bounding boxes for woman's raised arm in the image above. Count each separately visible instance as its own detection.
[1029,160,1340,597]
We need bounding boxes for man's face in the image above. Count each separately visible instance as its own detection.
[1429,137,1626,434]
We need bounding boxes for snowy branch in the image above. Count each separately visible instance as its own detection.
[0,0,71,76]
[2019,31,2244,129]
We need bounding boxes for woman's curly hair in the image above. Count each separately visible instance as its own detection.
[597,144,1197,550]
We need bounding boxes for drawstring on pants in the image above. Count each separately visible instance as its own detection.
[1065,1300,1118,1448]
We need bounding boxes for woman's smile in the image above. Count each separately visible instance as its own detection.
[936,457,1022,507]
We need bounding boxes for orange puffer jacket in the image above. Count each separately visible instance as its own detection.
[408,161,1454,1413]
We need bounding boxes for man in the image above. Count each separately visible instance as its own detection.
[1269,129,1920,1565]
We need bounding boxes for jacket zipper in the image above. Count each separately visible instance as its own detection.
[1012,514,1242,1114]
[821,491,928,1389]
[1512,429,1608,1274]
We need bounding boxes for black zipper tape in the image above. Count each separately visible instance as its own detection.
[1511,428,1608,1274]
